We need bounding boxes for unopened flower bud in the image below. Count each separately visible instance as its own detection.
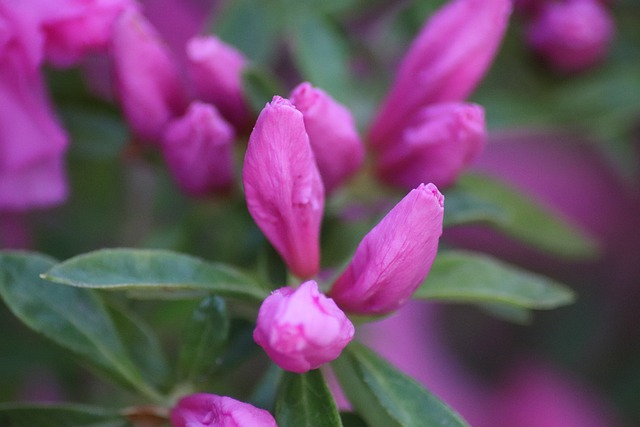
[171,393,276,427]
[290,82,364,194]
[329,184,444,315]
[254,280,354,373]
[243,96,324,279]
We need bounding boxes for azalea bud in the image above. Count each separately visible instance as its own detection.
[329,184,444,315]
[369,0,510,148]
[171,393,276,427]
[243,96,324,279]
[376,102,486,189]
[161,101,235,196]
[253,280,354,373]
[111,8,187,143]
[290,82,364,194]
[526,0,615,73]
[187,35,251,131]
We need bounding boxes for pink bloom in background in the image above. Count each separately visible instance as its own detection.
[253,280,354,373]
[243,96,324,279]
[171,393,276,427]
[329,183,444,315]
[111,8,187,143]
[368,0,511,148]
[526,0,615,73]
[187,35,251,131]
[375,102,486,189]
[290,82,364,194]
[161,101,235,196]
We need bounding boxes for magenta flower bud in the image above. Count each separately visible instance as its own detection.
[329,184,444,315]
[243,96,324,279]
[369,0,510,148]
[526,0,615,73]
[111,8,187,143]
[187,35,251,131]
[161,101,235,197]
[171,393,276,427]
[376,102,487,189]
[253,280,354,373]
[290,82,364,194]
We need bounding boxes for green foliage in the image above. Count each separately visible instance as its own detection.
[0,404,130,427]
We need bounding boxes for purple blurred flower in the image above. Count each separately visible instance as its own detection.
[290,82,364,194]
[171,393,276,427]
[253,280,354,373]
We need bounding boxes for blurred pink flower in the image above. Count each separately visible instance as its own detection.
[526,0,615,73]
[243,96,324,279]
[161,101,235,196]
[290,82,364,194]
[171,393,276,427]
[253,280,354,373]
[329,183,444,315]
[375,102,486,189]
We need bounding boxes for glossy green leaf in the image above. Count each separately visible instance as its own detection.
[178,296,230,383]
[275,370,343,427]
[414,251,575,309]
[453,174,599,258]
[333,342,469,427]
[0,404,130,427]
[0,252,163,401]
[42,249,268,302]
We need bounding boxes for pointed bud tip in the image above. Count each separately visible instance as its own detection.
[419,183,445,208]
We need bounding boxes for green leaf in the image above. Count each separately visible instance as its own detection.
[0,404,130,427]
[340,412,368,427]
[414,251,575,309]
[479,302,533,325]
[42,248,268,302]
[0,252,162,401]
[442,188,507,227]
[243,67,284,115]
[249,363,284,411]
[275,370,343,427]
[453,174,599,258]
[178,296,230,383]
[333,342,469,427]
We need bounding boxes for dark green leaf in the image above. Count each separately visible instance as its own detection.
[333,342,469,427]
[0,404,130,427]
[275,370,343,427]
[414,251,575,309]
[478,302,533,325]
[42,249,268,302]
[442,188,507,227]
[249,363,284,411]
[340,412,368,427]
[178,296,230,383]
[243,67,284,115]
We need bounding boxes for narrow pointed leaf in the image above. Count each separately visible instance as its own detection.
[42,249,268,301]
[275,370,343,427]
[414,251,575,309]
[0,404,130,427]
[333,342,469,427]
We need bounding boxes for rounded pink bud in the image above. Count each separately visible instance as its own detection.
[376,102,487,189]
[526,0,615,73]
[161,101,236,197]
[329,184,445,315]
[243,96,324,279]
[290,82,364,194]
[253,280,354,373]
[170,393,276,427]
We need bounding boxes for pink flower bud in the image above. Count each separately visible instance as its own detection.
[111,8,187,143]
[376,102,487,189]
[171,393,277,427]
[526,0,615,73]
[369,0,510,148]
[187,35,251,131]
[253,280,354,373]
[290,82,364,194]
[329,184,444,315]
[161,101,235,196]
[243,96,324,279]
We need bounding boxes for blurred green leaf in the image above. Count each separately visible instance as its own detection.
[243,67,285,115]
[42,249,268,302]
[0,252,162,401]
[177,296,230,383]
[333,342,469,427]
[414,250,575,309]
[443,188,507,227]
[340,412,368,427]
[0,404,130,427]
[61,107,128,161]
[478,302,533,325]
[275,370,342,427]
[454,174,599,258]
